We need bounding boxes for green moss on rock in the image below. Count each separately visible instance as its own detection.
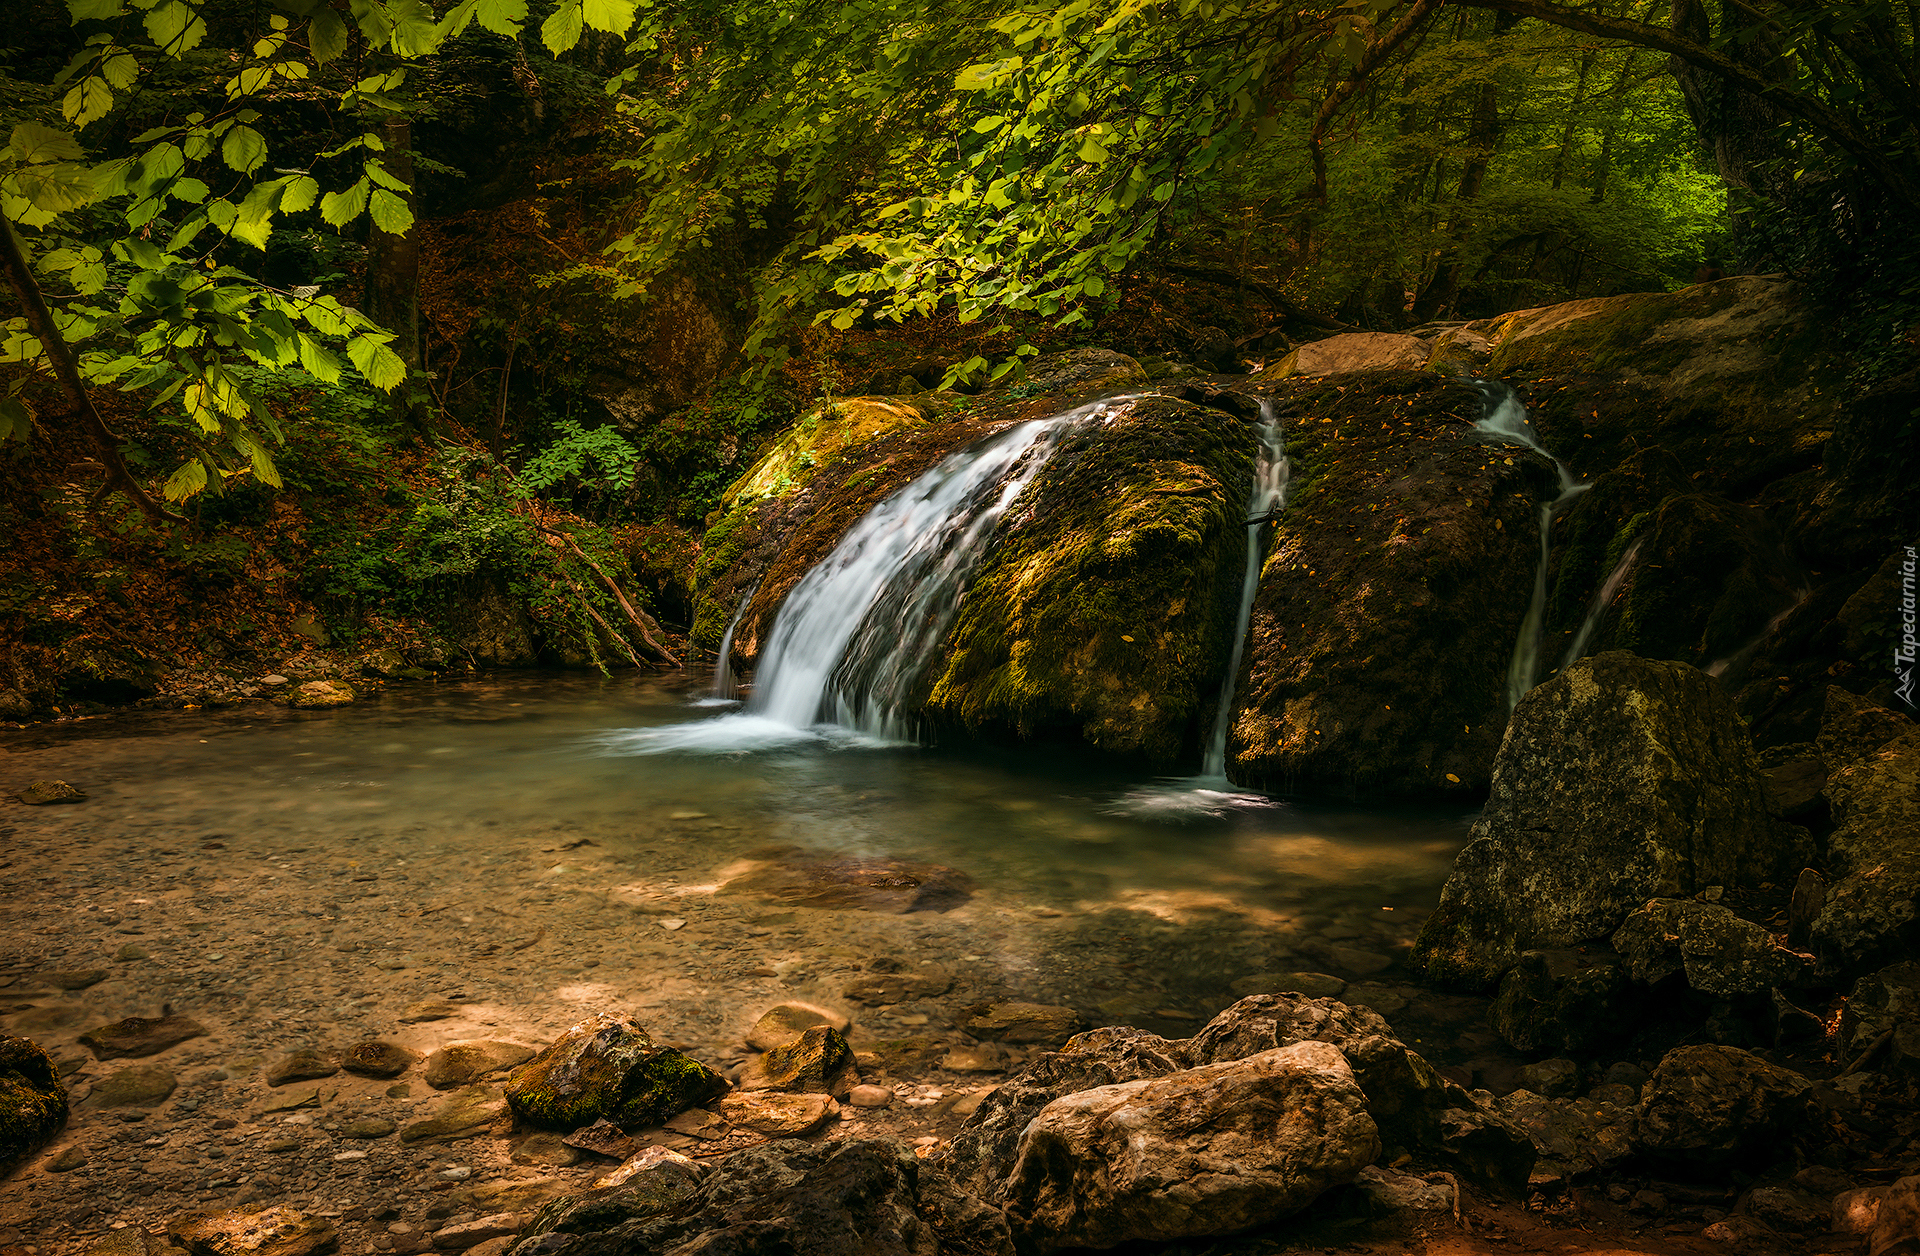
[0,1035,68,1177]
[924,395,1252,765]
[505,1012,727,1132]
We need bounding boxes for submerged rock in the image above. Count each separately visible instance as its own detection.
[505,1013,728,1132]
[339,1040,415,1079]
[167,1206,337,1256]
[0,1036,67,1176]
[90,1063,177,1108]
[425,1040,538,1090]
[744,1002,850,1051]
[15,779,86,804]
[399,1085,508,1144]
[719,848,972,914]
[288,680,354,709]
[266,1049,339,1087]
[78,1014,208,1059]
[1410,652,1797,990]
[510,1138,1011,1256]
[1634,1045,1809,1167]
[1002,1041,1380,1252]
[957,1002,1081,1046]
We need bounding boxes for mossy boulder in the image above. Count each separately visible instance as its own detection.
[724,397,935,508]
[1811,690,1920,977]
[1227,371,1548,794]
[505,1012,728,1132]
[737,1025,859,1097]
[1410,652,1802,991]
[922,394,1255,764]
[0,1035,68,1177]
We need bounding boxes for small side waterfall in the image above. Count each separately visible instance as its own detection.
[707,584,759,701]
[1558,539,1643,673]
[1472,382,1590,708]
[1200,401,1290,780]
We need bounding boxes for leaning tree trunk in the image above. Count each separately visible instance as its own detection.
[1666,0,1795,203]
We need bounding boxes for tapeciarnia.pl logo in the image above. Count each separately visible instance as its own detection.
[1900,545,1917,708]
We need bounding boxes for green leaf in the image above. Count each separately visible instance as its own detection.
[67,0,125,18]
[101,53,141,89]
[345,332,405,390]
[308,6,347,61]
[145,1,209,54]
[205,197,237,230]
[540,0,583,52]
[10,122,86,163]
[1077,136,1109,163]
[280,174,319,213]
[319,176,369,227]
[61,78,116,127]
[579,0,635,34]
[368,187,413,235]
[0,397,33,443]
[15,163,97,214]
[475,0,526,35]
[162,458,208,501]
[233,179,283,248]
[221,124,267,174]
[295,333,341,382]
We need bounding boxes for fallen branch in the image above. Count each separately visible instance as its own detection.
[538,523,681,668]
[552,560,649,672]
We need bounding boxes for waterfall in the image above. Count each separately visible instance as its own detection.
[1200,400,1290,780]
[708,584,758,701]
[1472,382,1590,708]
[1558,539,1643,674]
[747,400,1122,739]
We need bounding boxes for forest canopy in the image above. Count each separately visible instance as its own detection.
[2,0,1916,510]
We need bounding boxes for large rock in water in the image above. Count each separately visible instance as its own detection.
[1228,371,1549,794]
[0,1036,67,1176]
[922,393,1252,762]
[505,1013,728,1132]
[1410,652,1799,990]
[1001,1041,1380,1252]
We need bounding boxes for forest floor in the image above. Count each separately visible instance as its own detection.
[0,679,1885,1256]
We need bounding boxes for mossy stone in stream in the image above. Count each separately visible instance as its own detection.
[0,1036,69,1176]
[505,1013,728,1132]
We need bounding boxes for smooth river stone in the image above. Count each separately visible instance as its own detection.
[79,1015,208,1060]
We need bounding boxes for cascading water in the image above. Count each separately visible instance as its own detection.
[1471,382,1590,708]
[1558,539,1643,673]
[704,584,758,703]
[621,397,1128,752]
[1111,401,1289,818]
[1199,400,1290,780]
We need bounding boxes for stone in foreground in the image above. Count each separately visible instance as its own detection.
[735,1025,858,1097]
[1411,653,1797,989]
[505,1012,728,1131]
[16,780,86,804]
[743,1002,849,1052]
[1002,1040,1380,1252]
[425,1040,537,1090]
[1613,898,1814,996]
[0,1035,68,1176]
[512,1138,1010,1256]
[167,1206,338,1256]
[340,1040,415,1079]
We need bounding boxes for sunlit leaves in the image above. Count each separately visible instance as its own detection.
[368,188,414,234]
[345,333,406,390]
[541,0,584,53]
[319,177,371,227]
[221,124,267,174]
[144,1,208,54]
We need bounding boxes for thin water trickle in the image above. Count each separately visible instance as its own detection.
[707,583,758,701]
[1559,539,1643,673]
[1472,381,1591,708]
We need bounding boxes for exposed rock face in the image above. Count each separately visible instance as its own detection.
[1410,652,1798,989]
[1633,1045,1810,1167]
[1491,1090,1636,1187]
[509,1139,1012,1256]
[1001,1041,1380,1252]
[1613,899,1814,996]
[0,1036,67,1176]
[504,1014,728,1132]
[991,348,1147,397]
[1229,371,1547,794]
[1812,690,1920,976]
[1273,333,1432,378]
[922,394,1259,764]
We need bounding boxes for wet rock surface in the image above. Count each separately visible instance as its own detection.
[0,1035,68,1175]
[504,1014,728,1132]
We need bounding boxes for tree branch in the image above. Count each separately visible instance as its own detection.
[0,218,181,525]
[1306,0,1447,203]
[1443,0,1920,212]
